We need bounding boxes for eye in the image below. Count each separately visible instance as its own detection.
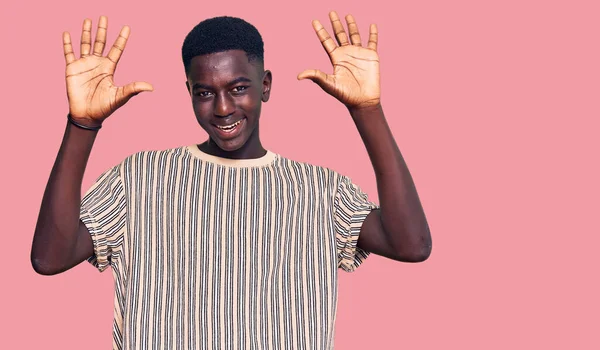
[232,86,249,93]
[195,91,213,98]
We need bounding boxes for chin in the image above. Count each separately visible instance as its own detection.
[214,137,248,152]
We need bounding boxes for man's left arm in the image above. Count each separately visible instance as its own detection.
[298,11,432,262]
[350,104,431,262]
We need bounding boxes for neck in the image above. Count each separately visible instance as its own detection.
[199,131,266,160]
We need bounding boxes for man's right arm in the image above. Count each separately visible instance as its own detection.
[31,122,97,275]
[30,16,152,275]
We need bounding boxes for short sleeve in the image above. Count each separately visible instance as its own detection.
[79,164,127,272]
[333,175,379,272]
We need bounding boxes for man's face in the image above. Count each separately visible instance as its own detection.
[186,50,271,152]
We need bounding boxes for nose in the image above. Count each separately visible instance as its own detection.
[214,93,235,117]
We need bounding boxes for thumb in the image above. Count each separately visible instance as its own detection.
[297,69,335,92]
[124,81,154,97]
[116,81,154,107]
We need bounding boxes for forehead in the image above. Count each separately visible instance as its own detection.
[187,50,260,83]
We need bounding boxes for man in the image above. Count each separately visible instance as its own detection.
[31,12,431,349]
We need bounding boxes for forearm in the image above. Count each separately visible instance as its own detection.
[350,104,431,259]
[31,121,97,273]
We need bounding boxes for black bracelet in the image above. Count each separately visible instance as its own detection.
[67,114,102,131]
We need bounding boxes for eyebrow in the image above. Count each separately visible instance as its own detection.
[192,77,253,90]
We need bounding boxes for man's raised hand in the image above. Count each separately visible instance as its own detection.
[298,11,381,110]
[63,16,153,128]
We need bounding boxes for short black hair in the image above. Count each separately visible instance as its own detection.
[182,16,264,75]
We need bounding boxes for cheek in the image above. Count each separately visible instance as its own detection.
[239,92,262,115]
[192,104,212,128]
[192,100,210,116]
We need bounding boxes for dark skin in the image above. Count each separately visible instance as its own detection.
[296,12,431,262]
[185,51,272,159]
[31,12,430,276]
[31,17,150,275]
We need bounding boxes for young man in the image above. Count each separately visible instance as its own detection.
[32,12,431,349]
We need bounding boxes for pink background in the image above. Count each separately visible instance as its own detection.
[2,0,599,348]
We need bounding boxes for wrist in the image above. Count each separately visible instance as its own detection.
[348,103,383,119]
[67,114,102,131]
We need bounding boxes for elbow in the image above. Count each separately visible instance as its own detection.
[405,224,432,262]
[31,255,60,276]
[393,244,431,263]
[390,229,432,263]
[409,244,432,262]
[31,230,64,276]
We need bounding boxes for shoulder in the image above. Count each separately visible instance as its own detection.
[112,145,193,173]
[123,145,188,161]
[274,153,346,183]
[119,145,193,163]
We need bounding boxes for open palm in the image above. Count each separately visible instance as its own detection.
[298,12,381,109]
[63,16,152,126]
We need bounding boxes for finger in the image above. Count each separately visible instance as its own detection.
[345,14,362,46]
[63,32,76,64]
[126,81,154,94]
[312,20,337,55]
[329,11,349,46]
[297,69,335,91]
[367,24,378,51]
[107,25,130,64]
[116,81,154,108]
[80,18,92,57]
[93,16,108,56]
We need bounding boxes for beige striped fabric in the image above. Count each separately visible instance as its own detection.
[80,145,379,350]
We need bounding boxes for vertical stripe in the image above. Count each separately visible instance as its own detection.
[79,146,379,350]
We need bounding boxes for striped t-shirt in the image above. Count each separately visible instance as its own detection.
[80,145,379,350]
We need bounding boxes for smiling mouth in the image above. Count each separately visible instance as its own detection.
[212,117,246,139]
[215,119,243,131]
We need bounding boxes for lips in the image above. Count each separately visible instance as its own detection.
[212,117,246,139]
[215,119,243,131]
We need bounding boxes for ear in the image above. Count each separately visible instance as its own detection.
[262,70,272,102]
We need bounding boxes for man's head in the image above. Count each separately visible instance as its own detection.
[182,16,272,154]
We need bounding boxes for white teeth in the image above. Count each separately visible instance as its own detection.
[217,119,242,130]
